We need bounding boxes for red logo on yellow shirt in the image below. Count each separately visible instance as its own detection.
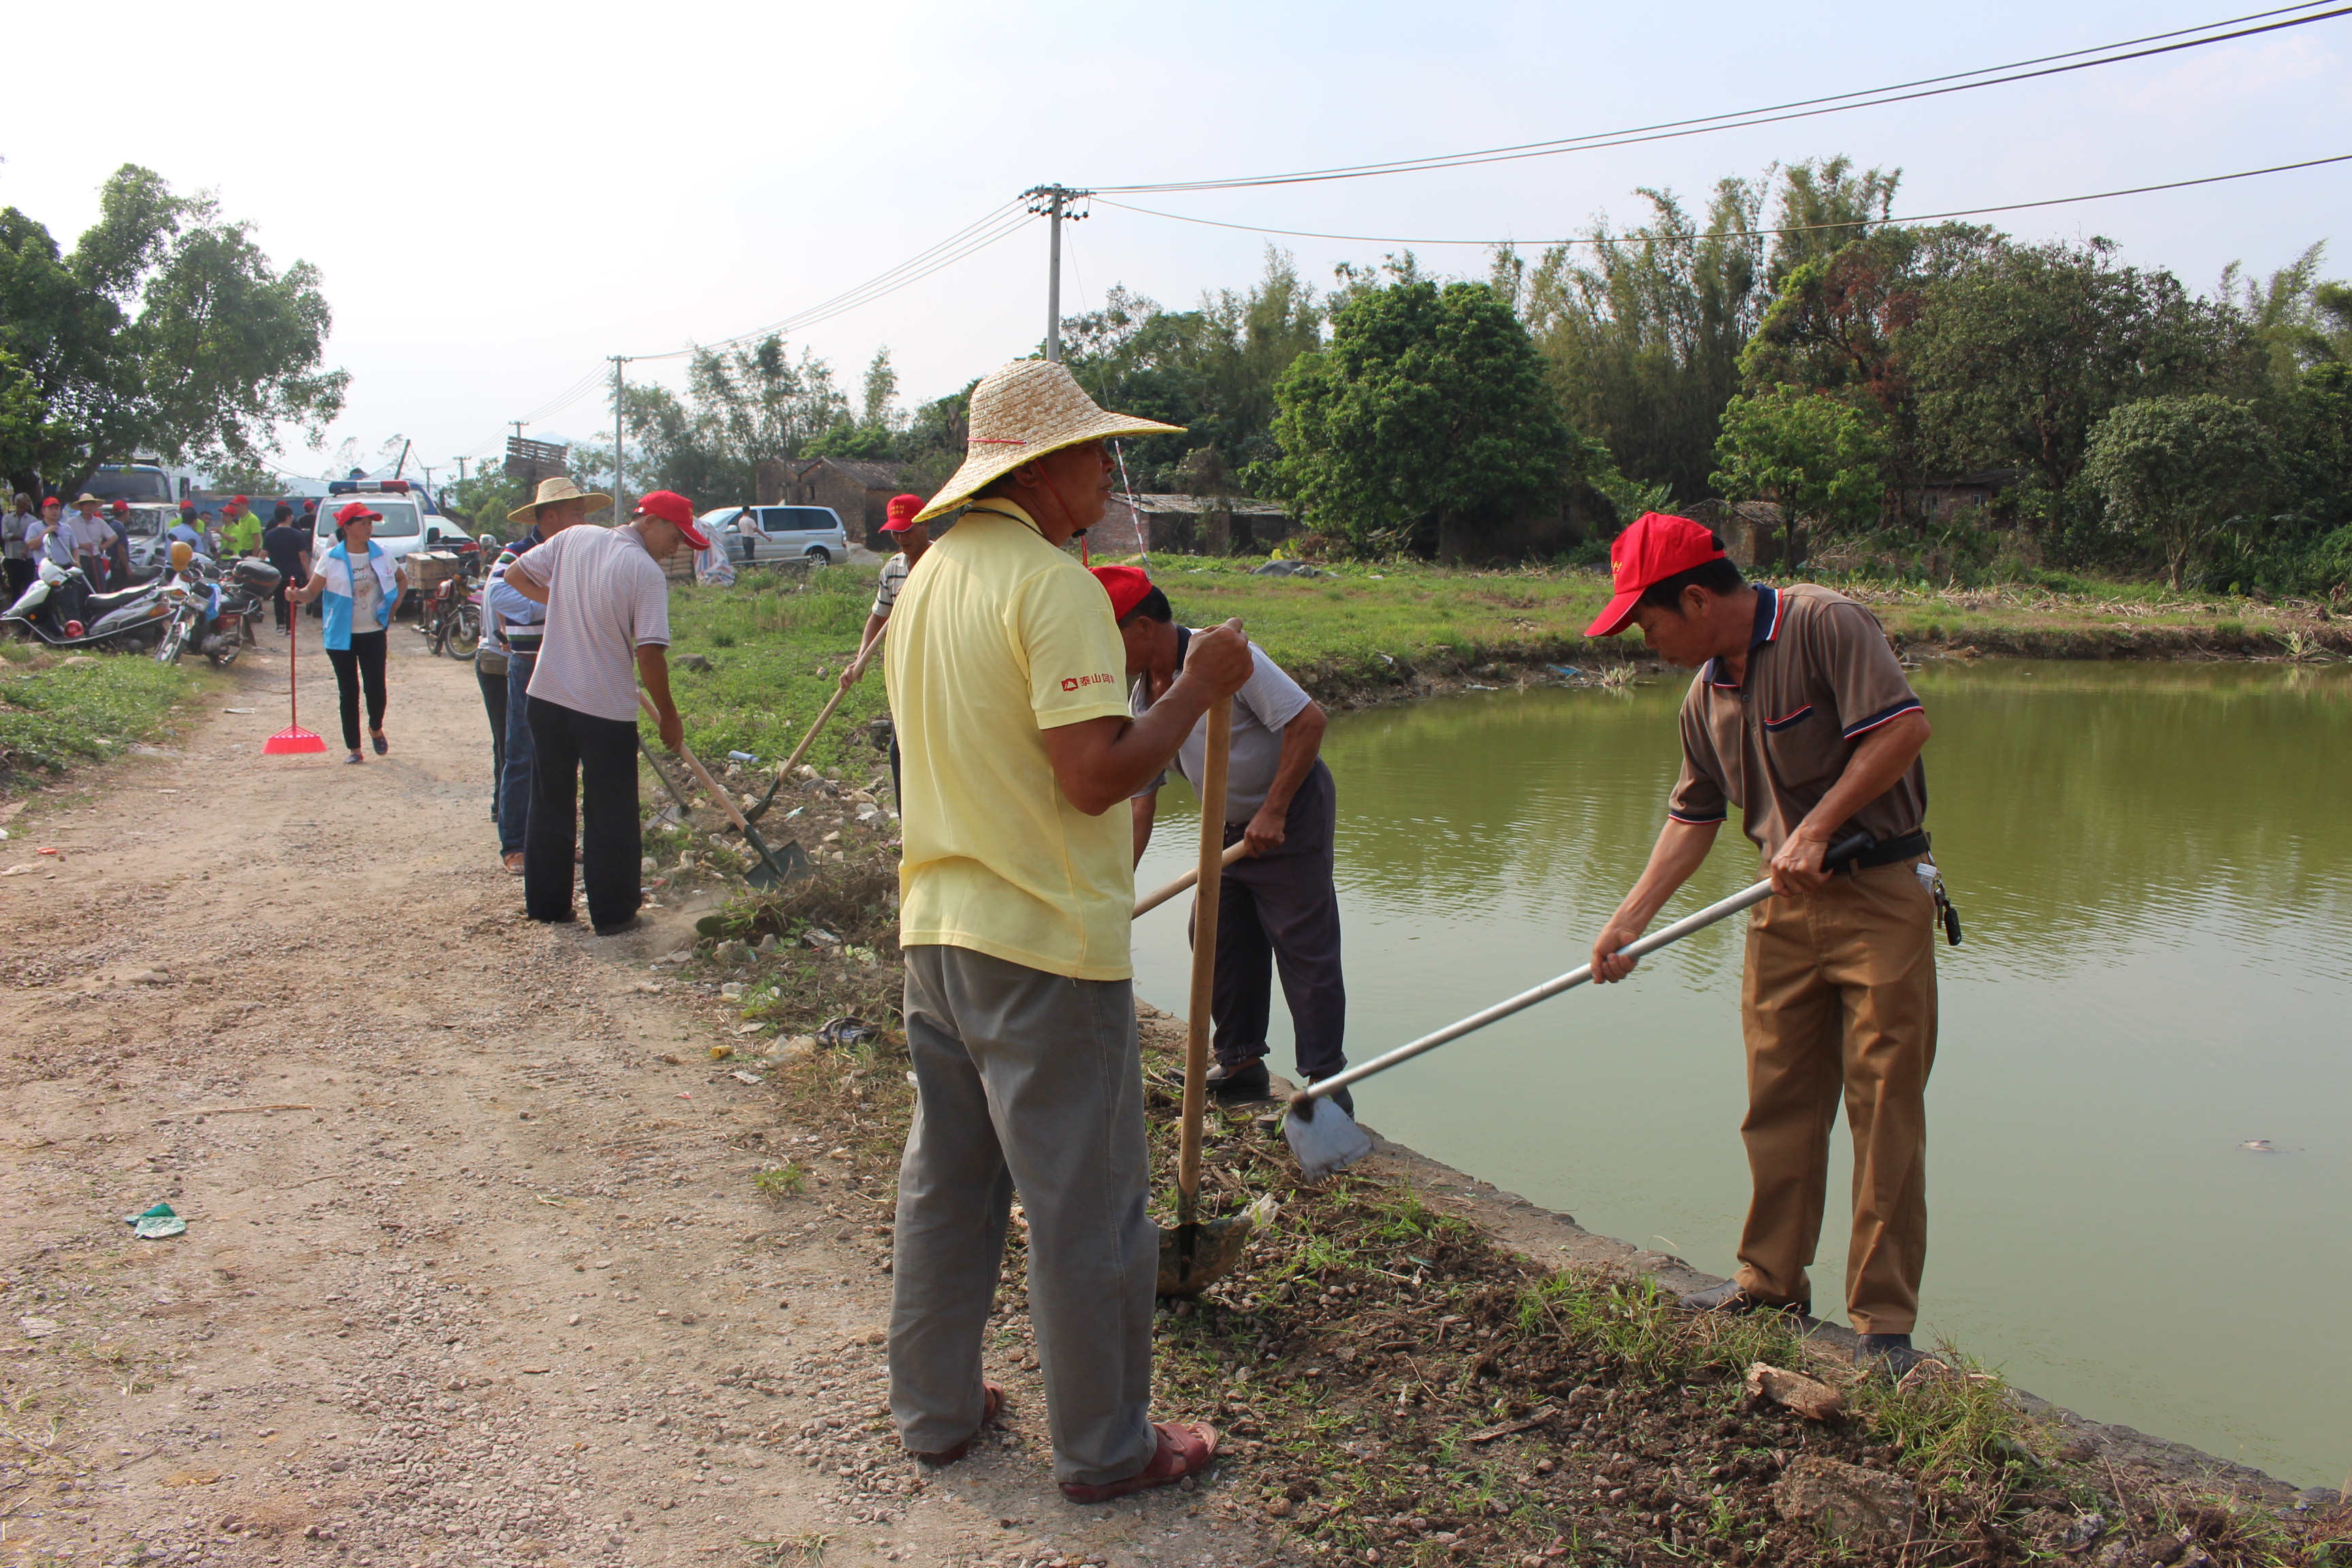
[1060,672,1115,692]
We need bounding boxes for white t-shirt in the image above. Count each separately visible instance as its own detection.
[510,525,672,723]
[1131,630,1314,823]
[69,515,112,555]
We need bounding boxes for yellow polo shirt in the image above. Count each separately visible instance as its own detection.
[887,503,1135,979]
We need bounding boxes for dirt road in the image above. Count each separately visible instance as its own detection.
[0,623,1277,1568]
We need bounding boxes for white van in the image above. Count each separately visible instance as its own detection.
[310,480,474,572]
[700,505,851,568]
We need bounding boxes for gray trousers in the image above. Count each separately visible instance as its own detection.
[890,944,1159,1486]
[1205,760,1347,1081]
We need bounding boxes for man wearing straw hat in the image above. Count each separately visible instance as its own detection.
[886,359,1254,1503]
[487,477,608,875]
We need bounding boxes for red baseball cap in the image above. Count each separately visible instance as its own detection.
[42,496,60,507]
[1089,564,1156,623]
[335,500,383,527]
[110,500,129,513]
[634,490,708,549]
[232,495,249,505]
[1584,512,1731,638]
[881,493,924,532]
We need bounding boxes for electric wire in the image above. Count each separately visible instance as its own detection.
[1092,3,2349,193]
[1090,153,2352,248]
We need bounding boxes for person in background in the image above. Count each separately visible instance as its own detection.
[32,497,67,568]
[165,506,208,561]
[1098,564,1350,1111]
[498,489,701,936]
[104,501,134,585]
[487,476,606,876]
[288,500,408,764]
[263,504,311,634]
[221,497,262,559]
[67,495,113,586]
[1582,512,1941,1379]
[838,492,930,802]
[3,493,34,601]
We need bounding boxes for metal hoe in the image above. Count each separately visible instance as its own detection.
[1283,832,1875,1180]
[1156,699,1256,1296]
[636,691,811,890]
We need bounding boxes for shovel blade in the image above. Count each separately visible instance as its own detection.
[742,834,814,889]
[1155,1216,1253,1298]
[1284,1096,1372,1181]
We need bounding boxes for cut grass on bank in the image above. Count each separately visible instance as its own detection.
[0,653,199,786]
[656,555,2347,770]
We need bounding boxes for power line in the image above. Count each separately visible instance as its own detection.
[1090,152,2352,248]
[1093,3,2349,194]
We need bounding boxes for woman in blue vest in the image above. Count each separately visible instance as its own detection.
[290,500,410,764]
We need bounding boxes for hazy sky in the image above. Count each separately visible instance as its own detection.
[5,0,2347,489]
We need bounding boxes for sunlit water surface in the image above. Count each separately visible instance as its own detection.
[1132,660,2352,1486]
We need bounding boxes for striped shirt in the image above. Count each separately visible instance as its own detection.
[509,525,672,722]
[870,551,911,619]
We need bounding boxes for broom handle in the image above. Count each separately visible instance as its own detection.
[1133,839,1250,919]
[1177,701,1233,1226]
[1296,832,1876,1103]
[637,689,757,837]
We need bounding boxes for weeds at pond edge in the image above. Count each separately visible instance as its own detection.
[689,863,2349,1567]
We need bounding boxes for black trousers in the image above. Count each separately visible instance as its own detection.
[271,570,306,627]
[1191,760,1348,1081]
[323,631,387,752]
[3,559,31,602]
[523,696,641,929]
[476,659,508,822]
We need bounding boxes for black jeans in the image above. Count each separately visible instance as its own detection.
[1190,760,1348,1081]
[523,696,641,929]
[271,569,306,627]
[476,659,508,822]
[323,631,388,752]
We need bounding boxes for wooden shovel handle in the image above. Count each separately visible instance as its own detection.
[1177,700,1234,1222]
[768,622,885,792]
[1132,839,1250,920]
[638,690,755,836]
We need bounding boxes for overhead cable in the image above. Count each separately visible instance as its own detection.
[1090,152,2352,248]
[1092,3,2349,193]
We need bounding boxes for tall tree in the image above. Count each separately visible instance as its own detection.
[1711,385,1892,557]
[0,164,344,495]
[1272,275,1578,558]
[2084,394,2270,588]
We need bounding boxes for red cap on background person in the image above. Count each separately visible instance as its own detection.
[110,500,129,514]
[634,490,709,550]
[335,500,382,527]
[232,495,249,506]
[1088,564,1155,623]
[882,493,925,532]
[1584,512,1733,638]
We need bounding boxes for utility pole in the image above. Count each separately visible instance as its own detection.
[608,356,627,521]
[510,421,526,444]
[454,457,470,486]
[420,462,437,497]
[1023,185,1091,361]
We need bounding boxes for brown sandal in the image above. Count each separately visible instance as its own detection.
[1058,1420,1220,1504]
[907,1379,1005,1466]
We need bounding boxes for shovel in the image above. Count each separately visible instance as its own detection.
[1155,698,1256,1297]
[636,691,811,890]
[1283,832,1876,1180]
[744,624,885,825]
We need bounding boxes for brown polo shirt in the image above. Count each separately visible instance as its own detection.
[1666,583,1927,857]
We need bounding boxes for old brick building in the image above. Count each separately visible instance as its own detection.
[782,458,920,546]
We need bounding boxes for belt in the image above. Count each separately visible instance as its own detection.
[504,632,544,651]
[1827,829,1929,874]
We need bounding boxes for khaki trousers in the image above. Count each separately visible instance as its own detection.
[1733,860,1937,1335]
[889,944,1160,1486]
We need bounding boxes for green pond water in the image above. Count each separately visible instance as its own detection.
[1130,659,2352,1488]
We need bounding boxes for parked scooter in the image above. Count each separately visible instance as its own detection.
[2,555,180,652]
[151,547,280,668]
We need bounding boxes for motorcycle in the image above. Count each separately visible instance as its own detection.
[201,556,282,666]
[150,548,280,668]
[416,550,483,659]
[2,556,180,652]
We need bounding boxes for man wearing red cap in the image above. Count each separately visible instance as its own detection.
[1583,512,1941,1377]
[221,497,262,561]
[838,493,931,802]
[1093,564,1349,1109]
[499,491,705,934]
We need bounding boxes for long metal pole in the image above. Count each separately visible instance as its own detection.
[610,357,626,520]
[1045,190,1064,362]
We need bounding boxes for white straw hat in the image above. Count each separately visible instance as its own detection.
[915,359,1183,525]
[508,475,613,524]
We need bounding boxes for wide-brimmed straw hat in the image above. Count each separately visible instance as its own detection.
[914,360,1183,525]
[508,475,612,524]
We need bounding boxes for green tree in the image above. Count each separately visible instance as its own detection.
[1272,276,1577,558]
[0,164,344,495]
[2083,394,2270,589]
[1710,386,1891,556]
[1908,238,2263,534]
[2218,242,2352,386]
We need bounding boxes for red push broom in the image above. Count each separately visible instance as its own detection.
[264,611,327,755]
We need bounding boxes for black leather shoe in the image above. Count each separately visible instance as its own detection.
[1854,1333,1929,1379]
[1681,1280,1811,1318]
[1207,1058,1273,1102]
[1304,1075,1354,1117]
[593,915,643,937]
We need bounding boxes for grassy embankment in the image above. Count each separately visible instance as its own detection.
[655,555,2349,771]
[0,646,202,795]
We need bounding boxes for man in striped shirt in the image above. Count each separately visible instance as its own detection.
[837,493,928,801]
[500,491,707,936]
